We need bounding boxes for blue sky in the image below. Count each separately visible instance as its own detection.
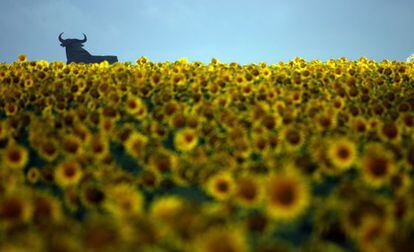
[1,0,413,64]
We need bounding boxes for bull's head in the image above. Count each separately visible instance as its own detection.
[58,32,87,47]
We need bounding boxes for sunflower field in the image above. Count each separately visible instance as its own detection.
[1,55,414,251]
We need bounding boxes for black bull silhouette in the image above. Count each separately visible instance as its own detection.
[59,33,118,64]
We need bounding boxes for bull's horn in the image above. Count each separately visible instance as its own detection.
[58,32,65,43]
[80,33,87,43]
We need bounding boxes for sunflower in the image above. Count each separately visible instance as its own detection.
[43,234,82,252]
[149,195,184,228]
[245,211,271,234]
[125,96,147,119]
[174,127,198,152]
[17,54,27,62]
[252,101,271,120]
[399,112,414,135]
[171,163,194,187]
[210,58,220,65]
[2,142,29,170]
[327,137,357,171]
[0,193,32,225]
[171,73,186,86]
[0,236,44,252]
[312,199,347,243]
[99,118,116,135]
[193,225,248,252]
[233,137,252,159]
[378,121,401,144]
[213,95,231,109]
[133,69,146,86]
[262,67,271,79]
[406,143,414,170]
[125,97,141,115]
[355,216,394,252]
[82,215,122,251]
[124,131,148,159]
[169,113,187,129]
[54,160,83,188]
[186,113,201,129]
[205,171,236,201]
[61,134,83,156]
[24,77,34,88]
[261,114,279,131]
[26,167,41,184]
[350,116,368,135]
[265,171,310,220]
[240,82,252,95]
[80,184,106,208]
[332,96,345,111]
[315,110,338,132]
[361,144,395,188]
[74,77,87,94]
[252,134,269,153]
[4,103,18,116]
[136,56,149,65]
[36,70,49,81]
[281,126,305,152]
[139,169,161,191]
[100,105,119,121]
[150,72,162,86]
[163,100,180,117]
[273,101,286,117]
[0,120,7,139]
[234,175,264,208]
[343,196,392,240]
[37,138,59,162]
[32,193,62,224]
[104,183,144,219]
[389,172,411,196]
[148,149,178,175]
[88,134,109,161]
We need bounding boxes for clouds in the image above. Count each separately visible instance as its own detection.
[0,0,413,63]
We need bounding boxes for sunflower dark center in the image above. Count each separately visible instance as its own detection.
[369,158,388,177]
[93,142,104,153]
[1,198,23,219]
[64,140,79,153]
[43,143,56,155]
[216,180,229,192]
[8,149,21,162]
[274,182,296,206]
[86,188,105,204]
[382,123,398,139]
[64,165,76,177]
[128,100,137,109]
[184,134,194,143]
[286,131,300,145]
[337,147,350,159]
[238,181,256,200]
